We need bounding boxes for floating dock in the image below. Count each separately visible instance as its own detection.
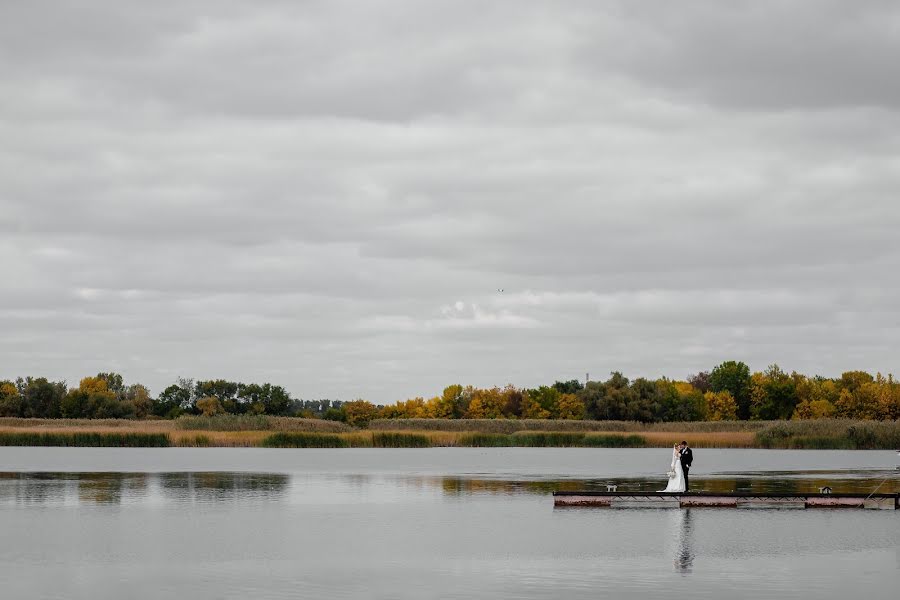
[553,491,900,510]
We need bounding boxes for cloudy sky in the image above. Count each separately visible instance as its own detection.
[2,1,899,403]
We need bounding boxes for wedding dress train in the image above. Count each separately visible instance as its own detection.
[660,447,686,492]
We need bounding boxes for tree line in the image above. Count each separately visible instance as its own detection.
[1,361,899,424]
[0,374,348,420]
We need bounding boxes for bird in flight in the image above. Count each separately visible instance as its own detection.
[497,288,504,293]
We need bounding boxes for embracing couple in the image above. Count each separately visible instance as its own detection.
[660,441,693,493]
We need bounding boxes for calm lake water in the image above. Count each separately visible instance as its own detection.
[1,448,898,599]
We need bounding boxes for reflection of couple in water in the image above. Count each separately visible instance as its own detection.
[662,442,695,572]
[673,509,694,573]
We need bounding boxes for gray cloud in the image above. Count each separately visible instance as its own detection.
[2,1,900,403]
[596,0,900,110]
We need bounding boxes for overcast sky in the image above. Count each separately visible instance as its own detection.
[2,1,900,403]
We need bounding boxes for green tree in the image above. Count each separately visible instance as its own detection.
[552,380,584,394]
[520,392,551,419]
[580,372,633,421]
[528,386,561,418]
[195,380,240,413]
[709,361,752,419]
[627,377,662,422]
[154,383,191,417]
[124,384,153,418]
[61,376,123,419]
[658,380,706,421]
[263,384,292,415]
[749,364,798,420]
[19,377,67,418]
[96,372,125,398]
[323,406,345,422]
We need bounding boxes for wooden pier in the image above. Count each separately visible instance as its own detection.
[553,491,900,510]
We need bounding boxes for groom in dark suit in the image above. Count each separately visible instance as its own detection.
[680,441,693,492]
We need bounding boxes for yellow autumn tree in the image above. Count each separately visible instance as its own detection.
[704,390,737,421]
[793,398,836,419]
[465,387,505,419]
[392,397,429,418]
[871,373,900,420]
[527,386,561,418]
[342,399,378,427]
[520,393,551,419]
[0,380,22,417]
[78,376,112,396]
[556,393,585,420]
[792,376,838,419]
[425,395,452,418]
[196,396,225,416]
[126,384,153,418]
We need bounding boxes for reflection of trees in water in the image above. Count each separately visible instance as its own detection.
[3,471,894,506]
[78,473,149,504]
[438,477,593,496]
[435,477,868,497]
[431,475,896,496]
[1,472,289,505]
[157,472,289,502]
[0,472,67,505]
[0,472,150,505]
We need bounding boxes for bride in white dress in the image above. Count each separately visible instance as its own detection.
[660,444,686,492]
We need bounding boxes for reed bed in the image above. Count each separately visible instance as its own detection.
[0,417,894,448]
[369,419,634,433]
[642,421,772,432]
[455,433,515,447]
[371,432,432,448]
[170,430,269,447]
[0,431,171,447]
[262,432,349,448]
[369,419,775,433]
[582,434,648,447]
[174,434,214,447]
[175,415,351,433]
[754,420,900,449]
[638,431,756,448]
[0,418,174,430]
[260,432,433,448]
[455,432,648,447]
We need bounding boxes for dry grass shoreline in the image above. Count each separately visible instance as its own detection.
[0,417,896,449]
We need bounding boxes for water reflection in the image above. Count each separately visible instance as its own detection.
[674,509,694,573]
[0,472,289,505]
[158,472,289,503]
[78,472,148,504]
[434,473,899,497]
[0,471,896,507]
